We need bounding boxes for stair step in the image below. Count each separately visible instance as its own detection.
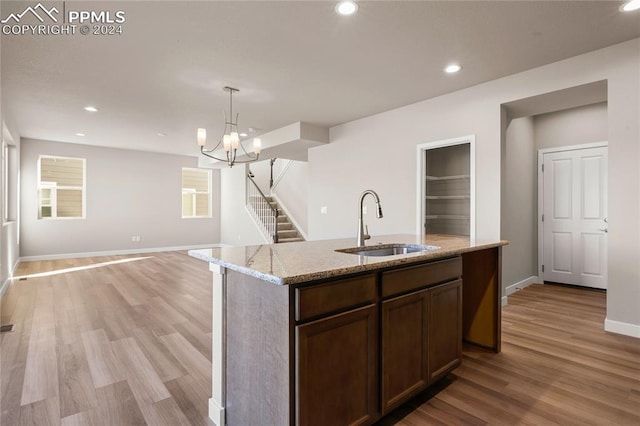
[277,230,299,238]
[277,223,293,230]
[278,237,304,243]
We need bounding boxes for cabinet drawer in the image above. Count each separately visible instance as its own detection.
[296,274,376,322]
[381,256,462,298]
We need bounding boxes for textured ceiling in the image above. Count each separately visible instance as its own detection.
[1,1,639,157]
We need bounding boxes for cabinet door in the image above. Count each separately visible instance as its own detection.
[381,290,428,414]
[428,279,462,383]
[296,305,377,426]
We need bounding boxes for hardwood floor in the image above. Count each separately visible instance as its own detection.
[1,252,215,426]
[2,253,639,425]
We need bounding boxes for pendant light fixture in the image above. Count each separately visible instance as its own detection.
[197,86,261,167]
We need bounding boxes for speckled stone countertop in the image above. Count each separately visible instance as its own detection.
[189,234,507,285]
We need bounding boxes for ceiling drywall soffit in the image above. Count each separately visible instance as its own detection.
[503,80,608,120]
[1,1,639,158]
[197,122,329,168]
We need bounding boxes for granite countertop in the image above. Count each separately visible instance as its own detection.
[189,234,507,285]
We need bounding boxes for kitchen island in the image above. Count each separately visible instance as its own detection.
[190,234,507,426]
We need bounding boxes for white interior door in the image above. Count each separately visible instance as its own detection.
[542,146,608,289]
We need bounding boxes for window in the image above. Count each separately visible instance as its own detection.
[182,167,211,218]
[37,155,86,219]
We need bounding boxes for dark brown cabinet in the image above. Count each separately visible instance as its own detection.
[427,279,462,383]
[296,305,378,426]
[380,258,463,415]
[293,255,466,425]
[381,289,429,414]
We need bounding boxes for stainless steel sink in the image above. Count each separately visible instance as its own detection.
[336,244,440,257]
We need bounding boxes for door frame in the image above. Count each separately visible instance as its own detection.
[416,135,476,239]
[537,141,608,281]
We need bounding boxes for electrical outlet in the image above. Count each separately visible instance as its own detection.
[131,235,141,242]
[321,206,328,214]
[363,206,368,215]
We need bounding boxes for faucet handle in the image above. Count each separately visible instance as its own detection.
[364,225,371,240]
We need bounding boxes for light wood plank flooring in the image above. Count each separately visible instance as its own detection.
[1,252,215,426]
[2,252,639,425]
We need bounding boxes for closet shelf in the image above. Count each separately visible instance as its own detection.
[426,174,470,181]
[426,195,470,200]
[425,215,470,220]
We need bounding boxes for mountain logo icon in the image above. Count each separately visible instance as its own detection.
[1,3,59,24]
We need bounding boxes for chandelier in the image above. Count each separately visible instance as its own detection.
[197,86,261,167]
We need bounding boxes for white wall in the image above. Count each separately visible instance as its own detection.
[273,160,308,234]
[502,117,537,287]
[535,102,608,149]
[248,159,272,194]
[20,138,220,258]
[220,164,269,246]
[308,39,640,334]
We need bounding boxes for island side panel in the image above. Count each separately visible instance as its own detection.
[210,264,226,426]
[225,270,293,426]
[461,246,502,352]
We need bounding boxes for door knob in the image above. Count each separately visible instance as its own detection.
[598,228,608,233]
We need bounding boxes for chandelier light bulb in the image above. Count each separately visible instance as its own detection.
[230,131,240,150]
[197,128,207,146]
[253,138,262,154]
[223,134,231,152]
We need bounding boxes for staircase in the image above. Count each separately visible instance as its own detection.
[246,167,304,244]
[266,196,304,243]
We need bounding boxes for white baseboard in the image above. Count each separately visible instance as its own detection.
[1,256,23,297]
[604,318,640,338]
[208,398,225,426]
[0,279,9,297]
[506,276,540,295]
[502,276,540,306]
[271,193,309,241]
[19,243,223,262]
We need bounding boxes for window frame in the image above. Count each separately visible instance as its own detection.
[3,139,8,223]
[37,155,87,220]
[181,167,212,219]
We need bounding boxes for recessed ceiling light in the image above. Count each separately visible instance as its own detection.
[335,1,358,16]
[84,106,98,112]
[621,0,640,11]
[157,132,167,137]
[239,132,248,137]
[75,133,86,137]
[444,64,462,74]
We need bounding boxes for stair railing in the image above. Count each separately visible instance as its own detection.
[246,173,279,243]
[270,159,293,192]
